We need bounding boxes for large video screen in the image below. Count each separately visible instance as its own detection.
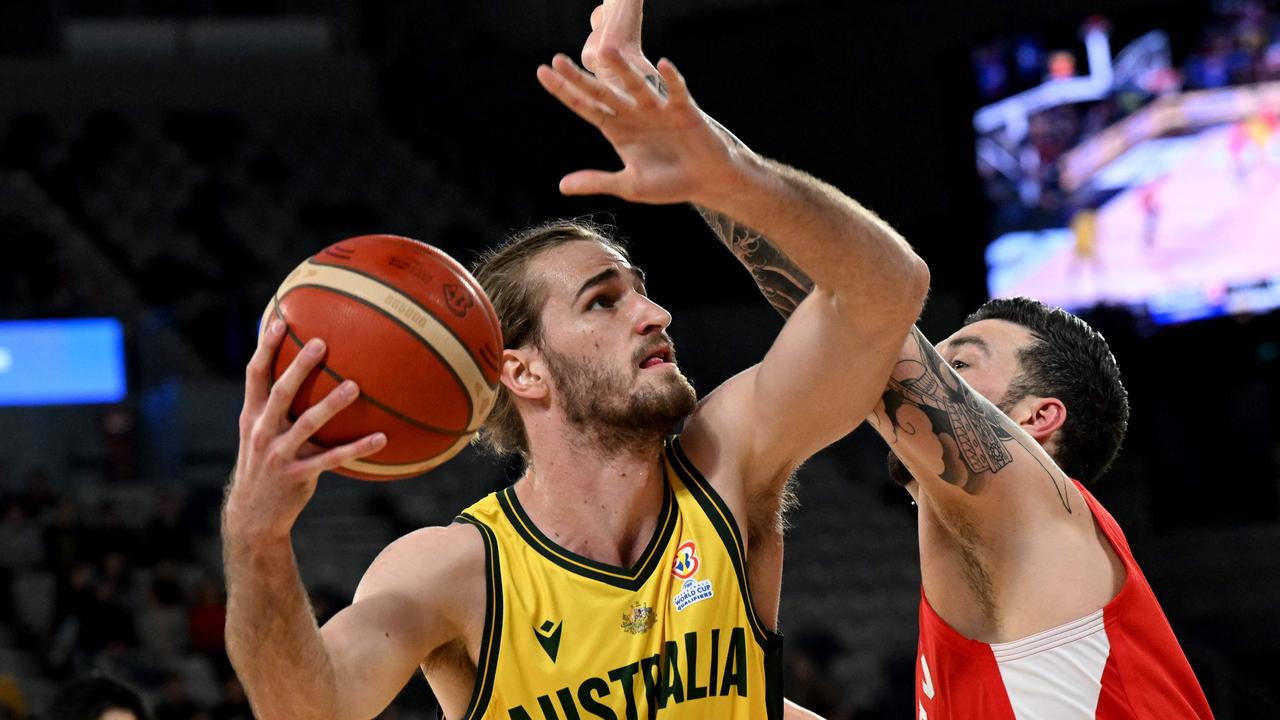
[973,2,1280,324]
[0,318,127,407]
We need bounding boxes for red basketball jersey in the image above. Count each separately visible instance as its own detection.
[914,481,1214,719]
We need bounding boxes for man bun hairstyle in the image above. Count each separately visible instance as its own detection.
[965,297,1129,484]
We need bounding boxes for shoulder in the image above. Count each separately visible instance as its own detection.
[354,522,489,624]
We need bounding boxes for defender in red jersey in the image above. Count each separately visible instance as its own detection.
[578,2,1212,718]
[697,175,1213,719]
[875,302,1213,719]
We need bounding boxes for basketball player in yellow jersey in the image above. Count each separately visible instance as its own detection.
[221,2,929,718]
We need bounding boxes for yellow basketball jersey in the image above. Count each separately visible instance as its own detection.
[452,436,783,720]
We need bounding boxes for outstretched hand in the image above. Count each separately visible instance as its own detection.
[536,49,741,205]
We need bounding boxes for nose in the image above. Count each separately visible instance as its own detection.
[633,294,672,336]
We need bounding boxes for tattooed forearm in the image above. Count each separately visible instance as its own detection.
[696,207,815,319]
[877,327,1072,512]
[691,112,815,318]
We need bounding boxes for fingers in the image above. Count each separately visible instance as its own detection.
[656,57,691,106]
[551,54,637,112]
[560,169,627,197]
[242,318,287,427]
[293,432,388,477]
[597,47,663,106]
[537,60,620,128]
[262,336,328,430]
[278,378,361,456]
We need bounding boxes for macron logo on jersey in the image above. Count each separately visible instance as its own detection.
[535,620,563,662]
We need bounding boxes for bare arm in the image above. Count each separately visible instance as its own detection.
[871,327,1070,508]
[695,197,813,320]
[580,0,814,321]
[225,526,472,720]
[223,533,339,719]
[223,321,462,719]
[537,47,928,491]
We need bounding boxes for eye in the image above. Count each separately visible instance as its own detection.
[588,294,616,310]
[951,359,969,370]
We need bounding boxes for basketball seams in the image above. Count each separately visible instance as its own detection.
[265,299,477,479]
[283,260,494,430]
[274,317,470,437]
[308,254,501,388]
[301,257,497,425]
[341,433,472,476]
[259,237,501,480]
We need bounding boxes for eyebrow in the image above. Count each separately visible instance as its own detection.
[573,265,647,302]
[943,335,991,356]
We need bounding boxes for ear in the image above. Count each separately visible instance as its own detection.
[500,348,548,401]
[1017,396,1067,443]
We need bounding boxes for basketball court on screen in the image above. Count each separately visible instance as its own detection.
[986,122,1280,320]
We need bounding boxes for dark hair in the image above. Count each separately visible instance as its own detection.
[470,218,629,459]
[46,676,151,720]
[964,297,1129,484]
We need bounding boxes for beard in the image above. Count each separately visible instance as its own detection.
[542,340,697,453]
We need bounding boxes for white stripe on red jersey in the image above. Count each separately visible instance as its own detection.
[915,481,1214,719]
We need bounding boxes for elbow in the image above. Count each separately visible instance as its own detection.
[898,252,931,323]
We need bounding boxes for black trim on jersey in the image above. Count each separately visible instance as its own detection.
[496,481,677,591]
[666,436,777,647]
[765,631,784,720]
[453,513,503,720]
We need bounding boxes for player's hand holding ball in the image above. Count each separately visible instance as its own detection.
[226,236,502,547]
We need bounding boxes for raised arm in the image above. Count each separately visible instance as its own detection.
[223,321,470,719]
[538,30,928,490]
[580,0,813,320]
[869,326,1073,509]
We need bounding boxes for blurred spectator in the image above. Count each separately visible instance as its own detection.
[140,494,193,567]
[152,675,202,720]
[43,499,86,576]
[785,629,853,719]
[149,561,186,607]
[16,467,58,520]
[137,574,190,658]
[75,577,138,657]
[46,675,151,720]
[0,499,42,620]
[100,409,140,483]
[0,675,24,720]
[88,503,138,565]
[186,578,226,663]
[208,678,250,720]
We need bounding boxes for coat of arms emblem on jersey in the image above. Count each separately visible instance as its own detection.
[620,601,655,634]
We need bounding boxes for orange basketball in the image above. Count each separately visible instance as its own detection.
[260,235,502,480]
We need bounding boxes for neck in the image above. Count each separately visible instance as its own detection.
[517,433,667,568]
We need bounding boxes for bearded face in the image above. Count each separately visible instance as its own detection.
[541,340,697,450]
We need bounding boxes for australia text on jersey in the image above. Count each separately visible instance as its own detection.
[507,627,752,719]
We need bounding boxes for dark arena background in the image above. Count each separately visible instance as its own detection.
[1,0,1278,717]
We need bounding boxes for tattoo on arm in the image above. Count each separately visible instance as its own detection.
[874,328,1073,512]
[695,207,815,319]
